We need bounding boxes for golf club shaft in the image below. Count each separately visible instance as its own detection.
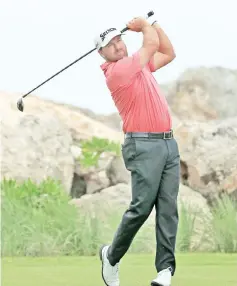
[22,48,96,98]
[21,10,154,99]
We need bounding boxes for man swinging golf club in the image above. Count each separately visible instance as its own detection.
[94,12,179,286]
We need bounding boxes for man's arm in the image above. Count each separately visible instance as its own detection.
[126,17,160,69]
[107,17,160,89]
[149,23,176,71]
[137,23,160,68]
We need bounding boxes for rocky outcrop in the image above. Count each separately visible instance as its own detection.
[0,91,123,143]
[174,117,237,204]
[0,112,74,194]
[106,156,130,185]
[70,148,130,197]
[166,67,237,121]
[0,91,122,193]
[1,67,237,207]
[79,108,122,131]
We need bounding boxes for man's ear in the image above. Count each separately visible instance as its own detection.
[98,49,105,59]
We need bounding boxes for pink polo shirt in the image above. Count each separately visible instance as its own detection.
[101,51,172,133]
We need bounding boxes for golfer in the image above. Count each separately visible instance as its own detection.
[94,14,180,286]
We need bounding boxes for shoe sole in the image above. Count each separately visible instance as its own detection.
[99,244,110,286]
[151,283,169,286]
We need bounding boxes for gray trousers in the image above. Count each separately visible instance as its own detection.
[107,135,180,275]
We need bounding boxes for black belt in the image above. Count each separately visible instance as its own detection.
[125,130,173,140]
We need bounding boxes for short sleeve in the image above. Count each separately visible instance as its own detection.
[147,56,156,72]
[107,51,143,89]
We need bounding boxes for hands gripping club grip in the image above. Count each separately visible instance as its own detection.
[120,10,154,33]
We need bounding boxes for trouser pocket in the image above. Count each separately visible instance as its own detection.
[121,138,136,170]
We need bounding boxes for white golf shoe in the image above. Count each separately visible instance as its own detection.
[99,245,120,286]
[151,267,172,286]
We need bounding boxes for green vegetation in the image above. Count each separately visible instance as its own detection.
[1,134,237,271]
[78,136,121,168]
[1,177,237,256]
[210,195,237,253]
[2,254,237,286]
[176,201,197,252]
[2,136,237,285]
[1,178,102,256]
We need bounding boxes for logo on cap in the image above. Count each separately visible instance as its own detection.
[100,28,116,41]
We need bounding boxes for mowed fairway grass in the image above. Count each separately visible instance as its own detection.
[2,253,237,286]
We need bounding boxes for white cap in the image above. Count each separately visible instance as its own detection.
[94,27,124,50]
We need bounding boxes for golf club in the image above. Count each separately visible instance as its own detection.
[16,10,154,112]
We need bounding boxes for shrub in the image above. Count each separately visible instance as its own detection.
[78,136,121,168]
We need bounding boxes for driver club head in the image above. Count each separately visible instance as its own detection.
[17,97,24,112]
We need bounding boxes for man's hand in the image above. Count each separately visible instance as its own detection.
[126,17,150,32]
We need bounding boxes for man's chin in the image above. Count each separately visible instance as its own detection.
[110,53,127,62]
[116,54,127,60]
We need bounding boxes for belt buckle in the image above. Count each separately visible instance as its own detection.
[163,130,172,140]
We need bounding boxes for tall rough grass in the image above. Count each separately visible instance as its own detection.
[1,178,237,256]
[1,178,103,256]
[210,195,237,253]
[176,202,197,252]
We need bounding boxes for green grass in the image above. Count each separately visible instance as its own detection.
[1,178,237,256]
[2,253,237,286]
[1,178,237,285]
[210,195,237,252]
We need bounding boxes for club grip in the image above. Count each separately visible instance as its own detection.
[120,10,154,33]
